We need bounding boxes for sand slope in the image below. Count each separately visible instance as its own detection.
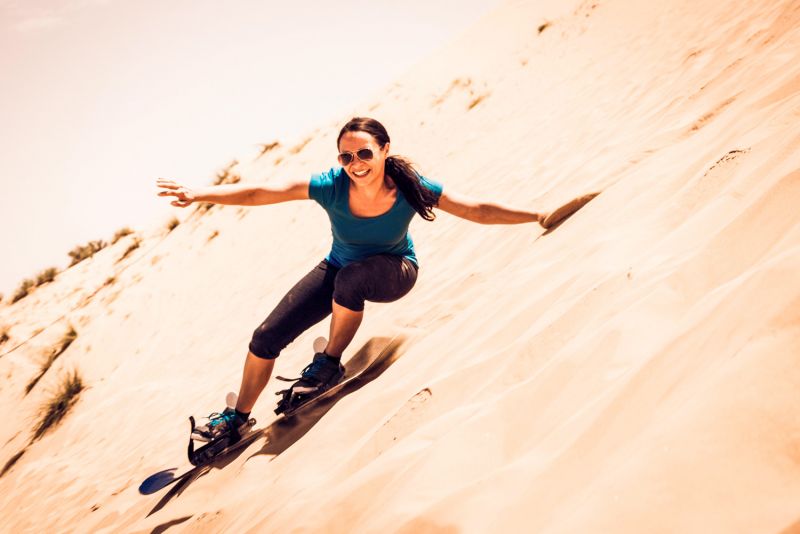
[1,0,799,532]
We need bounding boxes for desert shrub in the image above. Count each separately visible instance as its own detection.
[35,267,58,286]
[467,93,488,110]
[166,217,180,232]
[0,329,9,346]
[26,371,44,394]
[11,267,59,303]
[12,279,35,303]
[195,202,213,215]
[0,450,25,478]
[289,137,312,155]
[111,227,133,245]
[213,160,241,185]
[68,240,107,267]
[32,369,84,441]
[25,326,77,394]
[59,326,77,353]
[258,141,280,157]
[117,236,142,263]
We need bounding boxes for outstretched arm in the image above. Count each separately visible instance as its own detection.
[437,190,547,226]
[156,177,310,208]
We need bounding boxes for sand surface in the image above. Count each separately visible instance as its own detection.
[1,0,799,532]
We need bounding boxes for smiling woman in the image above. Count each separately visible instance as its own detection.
[0,0,503,297]
[337,117,439,221]
[156,116,550,442]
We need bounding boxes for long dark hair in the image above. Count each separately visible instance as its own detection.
[337,117,437,221]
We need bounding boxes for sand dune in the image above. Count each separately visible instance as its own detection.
[1,0,799,532]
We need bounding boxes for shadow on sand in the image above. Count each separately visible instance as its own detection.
[142,335,406,517]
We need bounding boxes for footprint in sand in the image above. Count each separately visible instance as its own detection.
[381,388,433,444]
[345,387,434,471]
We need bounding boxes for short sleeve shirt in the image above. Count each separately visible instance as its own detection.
[308,167,443,268]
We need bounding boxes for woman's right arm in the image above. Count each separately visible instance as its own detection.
[156,177,310,208]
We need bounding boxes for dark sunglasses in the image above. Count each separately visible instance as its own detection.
[338,148,374,166]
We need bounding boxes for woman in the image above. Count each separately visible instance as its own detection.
[157,117,549,441]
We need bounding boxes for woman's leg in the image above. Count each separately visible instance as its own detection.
[236,354,275,413]
[324,255,418,358]
[325,302,364,358]
[237,261,338,412]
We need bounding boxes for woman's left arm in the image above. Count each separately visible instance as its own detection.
[437,190,546,226]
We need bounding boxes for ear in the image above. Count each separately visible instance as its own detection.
[381,142,390,156]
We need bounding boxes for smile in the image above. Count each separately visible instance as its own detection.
[353,169,370,177]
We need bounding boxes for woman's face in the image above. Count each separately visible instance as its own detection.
[338,130,389,184]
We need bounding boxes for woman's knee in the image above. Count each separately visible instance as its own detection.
[333,255,417,309]
[248,324,282,359]
[333,262,365,312]
[248,260,338,359]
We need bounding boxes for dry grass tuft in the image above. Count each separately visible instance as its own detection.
[32,369,84,441]
[11,279,35,304]
[35,267,58,286]
[166,217,180,232]
[117,236,142,263]
[68,239,107,267]
[1,450,25,478]
[25,326,78,395]
[195,202,213,215]
[258,141,280,157]
[289,136,312,155]
[0,329,9,346]
[213,160,241,186]
[467,93,489,110]
[11,267,60,303]
[111,227,133,245]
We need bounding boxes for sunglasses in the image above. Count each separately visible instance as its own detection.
[338,148,374,166]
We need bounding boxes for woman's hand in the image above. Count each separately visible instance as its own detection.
[157,178,197,208]
[540,192,600,229]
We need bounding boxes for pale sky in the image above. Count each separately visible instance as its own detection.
[0,0,500,296]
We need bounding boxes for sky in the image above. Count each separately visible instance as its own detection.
[0,0,500,296]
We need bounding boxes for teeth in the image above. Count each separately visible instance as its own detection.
[354,169,370,177]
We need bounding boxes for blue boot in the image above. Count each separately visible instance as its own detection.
[274,353,345,415]
[191,407,253,442]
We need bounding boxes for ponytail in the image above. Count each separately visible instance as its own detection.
[385,155,437,221]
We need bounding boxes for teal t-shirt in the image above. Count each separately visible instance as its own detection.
[308,167,443,268]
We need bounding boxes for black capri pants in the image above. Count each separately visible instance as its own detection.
[248,254,418,359]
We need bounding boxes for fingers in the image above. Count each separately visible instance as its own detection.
[157,179,189,199]
[541,192,600,229]
[156,178,181,191]
[537,212,550,227]
[158,191,185,198]
[158,191,188,199]
[157,178,193,207]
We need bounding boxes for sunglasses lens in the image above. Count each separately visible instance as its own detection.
[357,148,374,161]
[338,153,353,165]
